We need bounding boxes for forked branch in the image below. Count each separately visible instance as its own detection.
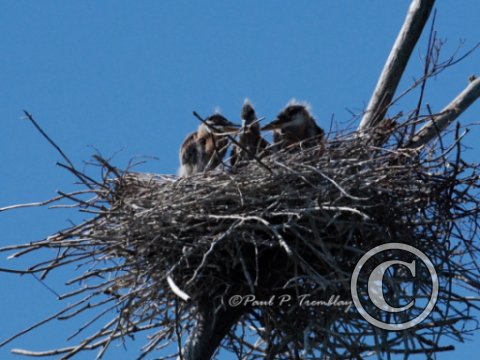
[358,0,436,131]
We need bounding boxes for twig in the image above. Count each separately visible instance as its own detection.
[0,195,64,212]
[23,110,76,170]
[407,77,480,148]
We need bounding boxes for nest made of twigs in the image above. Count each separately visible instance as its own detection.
[2,118,480,359]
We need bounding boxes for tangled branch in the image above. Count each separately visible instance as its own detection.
[1,112,479,358]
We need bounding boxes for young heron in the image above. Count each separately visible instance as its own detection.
[262,102,324,151]
[179,114,239,177]
[230,99,269,167]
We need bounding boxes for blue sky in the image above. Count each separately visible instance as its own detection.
[1,1,479,359]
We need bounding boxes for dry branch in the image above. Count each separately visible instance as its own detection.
[408,77,480,148]
[1,117,479,359]
[359,0,436,131]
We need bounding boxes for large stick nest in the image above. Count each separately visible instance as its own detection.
[2,119,480,359]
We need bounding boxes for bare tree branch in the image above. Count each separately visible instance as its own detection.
[407,77,480,148]
[358,0,436,131]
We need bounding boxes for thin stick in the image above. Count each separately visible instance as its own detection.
[407,77,480,148]
[358,0,436,131]
[0,195,65,212]
[413,9,437,122]
[23,111,76,170]
[56,162,105,190]
[21,111,102,190]
[0,300,82,347]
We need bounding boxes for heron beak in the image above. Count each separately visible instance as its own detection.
[261,119,281,131]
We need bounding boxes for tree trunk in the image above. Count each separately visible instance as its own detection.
[180,296,246,360]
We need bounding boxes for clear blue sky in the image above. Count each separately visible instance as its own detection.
[1,1,479,359]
